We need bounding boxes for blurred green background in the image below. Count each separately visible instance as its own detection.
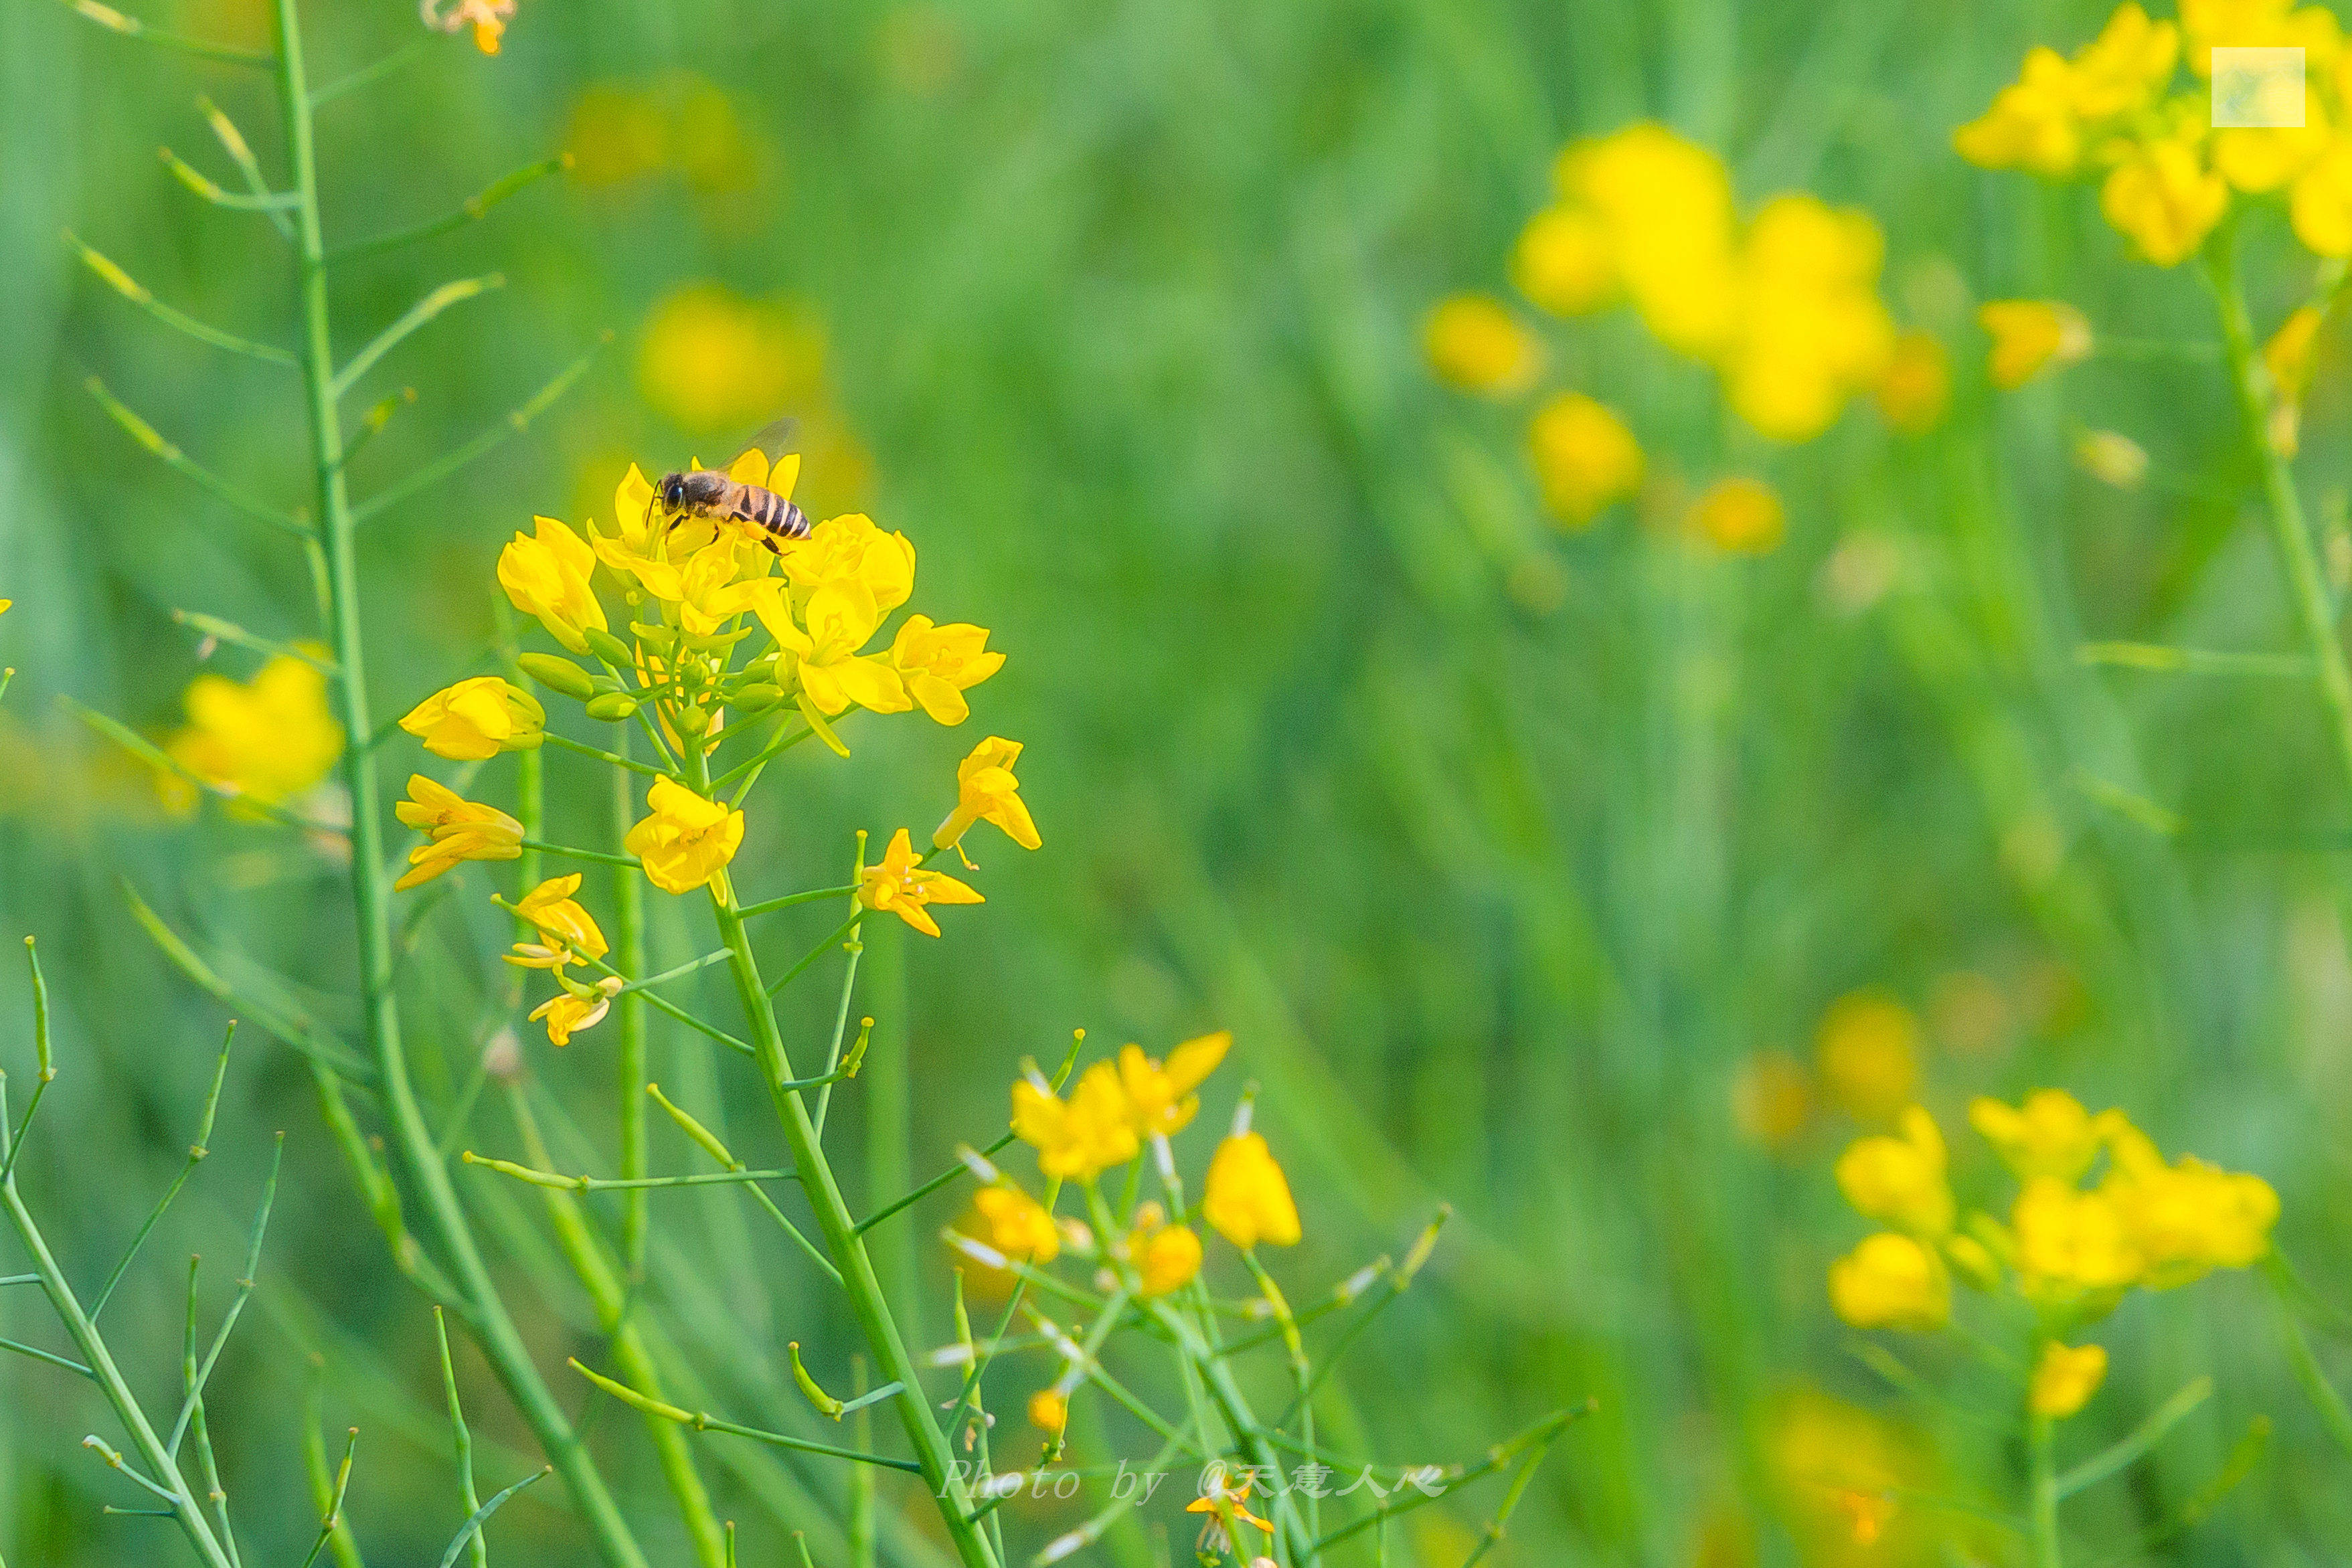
[5,0,2352,1563]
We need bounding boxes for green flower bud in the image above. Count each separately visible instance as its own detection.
[584,691,641,721]
[517,652,597,702]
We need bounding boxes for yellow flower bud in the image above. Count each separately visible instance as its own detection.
[1828,1232,1948,1330]
[2029,1341,2108,1419]
[1137,1223,1203,1298]
[498,515,607,655]
[1423,294,1541,396]
[1687,476,1786,556]
[1203,1131,1300,1250]
[1526,393,1643,526]
[1979,300,2092,389]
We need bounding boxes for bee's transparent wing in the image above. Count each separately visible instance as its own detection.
[738,416,801,469]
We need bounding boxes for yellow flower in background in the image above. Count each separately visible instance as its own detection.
[1027,1388,1068,1432]
[1012,1061,1141,1182]
[1721,195,1895,442]
[1875,329,1951,434]
[2101,133,2228,266]
[2290,141,2352,255]
[890,616,1003,725]
[638,282,824,434]
[1688,477,1786,556]
[0,600,11,614]
[1732,1051,1813,1151]
[400,677,545,762]
[2070,3,2180,117]
[1512,205,1615,317]
[165,652,344,810]
[2100,1120,2278,1284]
[973,1182,1060,1264]
[394,776,523,890]
[857,826,982,937]
[2031,1341,2108,1418]
[499,514,606,654]
[2012,1176,2142,1304]
[1979,300,2092,389]
[2213,94,2329,191]
[2181,0,2335,76]
[624,776,744,895]
[1836,1106,1955,1237]
[1203,1131,1300,1249]
[1560,123,1742,358]
[421,0,514,55]
[1527,393,1643,525]
[1829,1232,1949,1330]
[934,735,1041,855]
[508,873,608,964]
[1116,1030,1230,1139]
[2265,303,2327,454]
[1137,1221,1203,1296]
[1956,48,2086,177]
[531,976,620,1046]
[1422,294,1541,395]
[1970,1090,2105,1183]
[1817,993,1920,1122]
[2074,429,2151,488]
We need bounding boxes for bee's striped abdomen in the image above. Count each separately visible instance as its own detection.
[733,483,811,541]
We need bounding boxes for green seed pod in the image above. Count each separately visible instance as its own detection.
[730,682,784,711]
[582,626,634,668]
[584,691,641,721]
[517,652,597,702]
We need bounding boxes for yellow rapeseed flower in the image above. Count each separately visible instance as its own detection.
[1817,992,1920,1122]
[1720,194,1894,442]
[2030,1341,2108,1419]
[1027,1389,1068,1432]
[400,677,545,762]
[1979,300,2093,389]
[1511,205,1616,316]
[890,616,1003,725]
[2100,132,2229,266]
[1012,1061,1141,1183]
[754,581,910,721]
[1422,294,1541,396]
[1875,330,1952,434]
[2070,3,2180,118]
[1687,477,1786,556]
[1115,1030,1230,1140]
[1137,1221,1203,1297]
[506,873,608,966]
[624,776,744,895]
[1955,48,2086,177]
[1970,1090,2104,1183]
[1526,393,1643,525]
[2100,1121,2278,1285]
[165,652,344,810]
[1835,1107,1955,1238]
[1560,123,1741,357]
[1203,1131,1300,1249]
[1828,1232,1949,1330]
[777,513,916,616]
[2290,141,2352,255]
[394,776,523,890]
[934,736,1040,858]
[856,827,983,937]
[637,282,823,434]
[499,515,606,655]
[531,976,621,1047]
[2012,1175,2143,1305]
[421,0,514,55]
[973,1182,1060,1264]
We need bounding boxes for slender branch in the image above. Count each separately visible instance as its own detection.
[307,38,428,108]
[195,96,292,240]
[434,1308,487,1568]
[460,1151,799,1193]
[82,378,309,537]
[92,1021,239,1321]
[570,1360,924,1474]
[2057,1376,2212,1498]
[173,609,339,672]
[53,0,272,67]
[543,731,667,779]
[165,1133,284,1458]
[158,147,297,211]
[69,232,296,364]
[329,155,570,263]
[434,1468,550,1568]
[350,337,604,525]
[331,274,503,400]
[737,883,859,920]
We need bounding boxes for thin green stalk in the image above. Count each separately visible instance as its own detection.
[2029,1409,2061,1568]
[612,728,650,1284]
[2209,240,2352,800]
[266,4,642,1561]
[707,889,1003,1568]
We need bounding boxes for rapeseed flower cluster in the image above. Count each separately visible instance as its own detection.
[162,650,345,812]
[395,446,1037,1042]
[1829,1088,2276,1421]
[1428,123,1930,555]
[1959,1,2352,264]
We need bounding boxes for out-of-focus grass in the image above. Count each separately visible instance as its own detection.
[5,0,2352,1563]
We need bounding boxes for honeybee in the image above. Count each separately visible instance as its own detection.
[658,418,810,550]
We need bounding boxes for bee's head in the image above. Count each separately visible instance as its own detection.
[659,470,689,511]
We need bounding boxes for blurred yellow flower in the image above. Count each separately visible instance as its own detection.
[1203,1130,1300,1249]
[2030,1341,2108,1418]
[973,1182,1060,1264]
[1688,477,1786,556]
[890,616,1003,725]
[499,514,607,655]
[1012,1061,1140,1182]
[2100,1120,2278,1285]
[1829,1232,1949,1330]
[934,736,1040,856]
[165,652,344,810]
[1970,1090,2104,1182]
[1137,1221,1203,1296]
[637,283,823,434]
[1875,330,1951,434]
[532,976,620,1046]
[1527,393,1643,525]
[2265,303,2326,454]
[1836,1106,1954,1238]
[507,873,608,965]
[2213,97,2329,192]
[624,776,744,895]
[420,0,513,54]
[1512,205,1615,316]
[1956,48,2086,177]
[400,676,545,762]
[1560,124,1741,358]
[1115,1030,1230,1140]
[857,826,981,938]
[2074,429,2151,488]
[1721,195,1895,442]
[1027,1388,1068,1432]
[1980,300,2092,388]
[2290,141,2352,255]
[2100,133,2228,266]
[2071,4,2180,116]
[394,776,522,890]
[1815,990,1920,1123]
[2012,1175,2142,1304]
[1422,294,1541,396]
[1732,1051,1813,1152]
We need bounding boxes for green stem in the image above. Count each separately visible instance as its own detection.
[2029,1409,2061,1568]
[2209,240,2352,800]
[612,726,650,1283]
[267,5,642,1563]
[707,890,1002,1568]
